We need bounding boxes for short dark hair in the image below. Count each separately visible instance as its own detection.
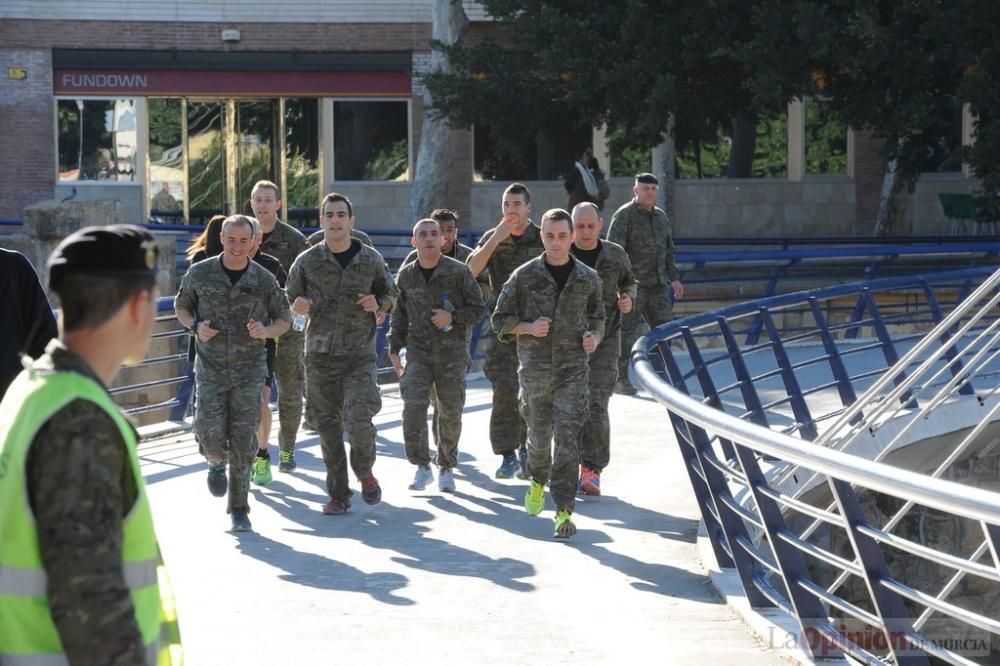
[221,214,255,236]
[321,192,353,218]
[503,182,531,203]
[412,217,440,236]
[56,274,156,332]
[430,208,459,225]
[540,208,573,232]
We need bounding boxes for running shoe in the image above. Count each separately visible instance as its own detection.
[409,465,434,491]
[578,467,601,496]
[278,450,296,473]
[252,455,272,486]
[495,453,518,479]
[554,510,577,539]
[360,475,382,505]
[524,480,545,516]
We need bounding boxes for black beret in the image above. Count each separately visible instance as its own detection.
[47,224,159,290]
[635,172,659,185]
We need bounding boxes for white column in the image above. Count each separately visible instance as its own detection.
[320,98,335,190]
[592,123,610,175]
[846,128,856,179]
[135,97,149,222]
[787,98,805,181]
[962,102,975,178]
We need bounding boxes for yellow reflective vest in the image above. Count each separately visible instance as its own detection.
[0,369,182,665]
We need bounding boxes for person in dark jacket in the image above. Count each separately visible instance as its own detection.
[0,248,58,398]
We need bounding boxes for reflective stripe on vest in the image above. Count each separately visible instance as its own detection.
[0,369,181,665]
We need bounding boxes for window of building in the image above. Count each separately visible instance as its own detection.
[804,100,848,176]
[57,98,137,182]
[284,98,320,222]
[333,101,409,181]
[148,98,184,221]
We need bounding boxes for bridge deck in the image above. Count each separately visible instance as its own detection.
[140,377,783,665]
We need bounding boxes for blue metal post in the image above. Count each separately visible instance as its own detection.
[922,280,975,396]
[656,339,735,568]
[681,327,737,461]
[731,444,844,661]
[762,308,818,440]
[827,478,930,665]
[809,298,861,418]
[718,318,769,427]
[862,290,917,409]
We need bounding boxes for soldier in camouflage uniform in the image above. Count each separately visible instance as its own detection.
[175,215,291,531]
[286,192,398,515]
[467,183,544,479]
[252,180,310,471]
[390,218,484,493]
[607,173,683,395]
[0,225,181,663]
[492,209,604,539]
[571,202,637,495]
[401,208,474,267]
[308,226,374,248]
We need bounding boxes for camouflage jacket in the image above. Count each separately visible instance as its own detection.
[286,239,398,355]
[606,199,680,286]
[389,255,485,359]
[402,241,473,267]
[472,223,544,307]
[175,255,290,384]
[308,228,374,248]
[260,220,309,280]
[492,256,604,370]
[573,240,637,341]
[23,339,146,664]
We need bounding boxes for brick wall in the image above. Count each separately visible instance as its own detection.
[0,19,432,52]
[0,49,55,218]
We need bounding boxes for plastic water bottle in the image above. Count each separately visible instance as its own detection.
[292,313,307,332]
[440,294,455,332]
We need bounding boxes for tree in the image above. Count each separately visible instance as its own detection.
[739,0,967,234]
[408,0,469,224]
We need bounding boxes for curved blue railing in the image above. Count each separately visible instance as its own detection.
[632,267,1000,664]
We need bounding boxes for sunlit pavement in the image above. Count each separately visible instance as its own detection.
[141,377,784,665]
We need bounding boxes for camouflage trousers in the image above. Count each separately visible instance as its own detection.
[519,365,590,512]
[399,351,468,470]
[581,332,620,472]
[305,351,381,501]
[273,331,305,453]
[194,377,263,513]
[619,283,673,381]
[483,338,527,455]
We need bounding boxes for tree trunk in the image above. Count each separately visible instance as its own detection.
[654,115,676,222]
[407,0,469,223]
[536,129,557,180]
[727,111,757,178]
[872,158,903,236]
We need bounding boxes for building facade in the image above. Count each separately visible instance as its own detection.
[0,1,978,236]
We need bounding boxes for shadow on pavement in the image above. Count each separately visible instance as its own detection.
[233,531,414,606]
[251,486,538,593]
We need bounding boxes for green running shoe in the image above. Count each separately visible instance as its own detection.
[252,455,272,486]
[524,480,545,516]
[554,510,577,539]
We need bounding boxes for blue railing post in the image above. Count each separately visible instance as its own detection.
[718,318,769,427]
[861,289,917,409]
[656,340,736,568]
[731,443,844,661]
[681,327,737,462]
[809,298,862,419]
[922,280,975,396]
[761,308,818,440]
[826,479,931,665]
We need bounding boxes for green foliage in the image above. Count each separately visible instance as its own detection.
[364,139,408,181]
[805,101,848,175]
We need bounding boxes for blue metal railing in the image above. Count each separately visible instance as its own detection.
[632,266,1000,664]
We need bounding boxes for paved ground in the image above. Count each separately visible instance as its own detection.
[141,377,786,665]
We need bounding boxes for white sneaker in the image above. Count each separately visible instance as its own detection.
[438,468,456,492]
[409,465,434,491]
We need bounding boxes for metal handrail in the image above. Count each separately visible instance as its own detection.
[632,353,1000,524]
[633,267,1000,664]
